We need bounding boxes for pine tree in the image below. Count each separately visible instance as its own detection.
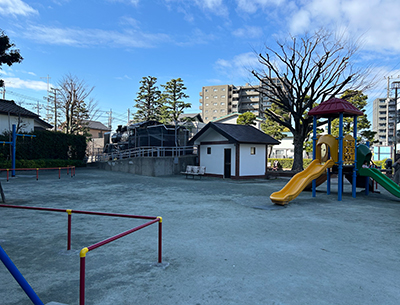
[133,76,162,122]
[161,78,190,123]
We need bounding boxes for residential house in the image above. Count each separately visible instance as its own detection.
[0,99,52,133]
[82,120,111,160]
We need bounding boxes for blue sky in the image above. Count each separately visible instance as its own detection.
[1,0,400,129]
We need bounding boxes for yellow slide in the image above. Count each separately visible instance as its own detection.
[270,158,335,205]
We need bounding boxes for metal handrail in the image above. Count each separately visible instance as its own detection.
[93,145,195,162]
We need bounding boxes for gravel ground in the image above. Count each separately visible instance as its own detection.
[1,168,400,305]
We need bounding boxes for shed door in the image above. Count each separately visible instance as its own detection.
[224,148,231,178]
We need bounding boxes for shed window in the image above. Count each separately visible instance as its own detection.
[250,147,256,155]
[207,147,211,154]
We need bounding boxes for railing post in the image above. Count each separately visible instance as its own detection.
[80,247,89,305]
[59,168,61,179]
[157,216,162,264]
[36,168,39,181]
[6,169,9,182]
[67,209,72,250]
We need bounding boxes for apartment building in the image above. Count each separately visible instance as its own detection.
[199,79,282,124]
[372,97,396,146]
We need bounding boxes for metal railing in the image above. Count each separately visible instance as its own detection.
[0,166,75,181]
[92,145,195,162]
[0,204,162,305]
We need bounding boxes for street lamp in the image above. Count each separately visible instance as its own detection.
[391,81,400,159]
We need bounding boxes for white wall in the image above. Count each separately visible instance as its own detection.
[0,114,35,133]
[200,143,236,176]
[194,128,227,144]
[239,144,266,176]
[270,132,294,158]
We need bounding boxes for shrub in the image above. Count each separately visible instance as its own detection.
[0,130,86,164]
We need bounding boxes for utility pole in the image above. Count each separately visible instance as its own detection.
[127,108,130,124]
[107,109,113,130]
[386,76,391,147]
[40,75,51,119]
[49,87,59,131]
[392,81,400,159]
[35,101,41,115]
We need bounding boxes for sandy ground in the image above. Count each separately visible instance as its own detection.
[1,168,400,305]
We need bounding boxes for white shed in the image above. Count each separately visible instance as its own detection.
[189,122,280,179]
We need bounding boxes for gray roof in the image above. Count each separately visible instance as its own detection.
[189,122,280,145]
[83,120,111,131]
[0,99,52,129]
[0,99,38,117]
[178,113,204,122]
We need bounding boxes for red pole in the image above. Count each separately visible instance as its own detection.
[6,169,9,182]
[158,217,162,264]
[67,210,72,250]
[79,251,87,305]
[71,167,73,178]
[59,168,61,179]
[36,168,39,181]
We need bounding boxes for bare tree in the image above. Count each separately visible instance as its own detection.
[252,29,372,171]
[57,74,97,135]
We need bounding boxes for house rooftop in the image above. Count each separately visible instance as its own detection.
[0,99,38,117]
[0,99,52,129]
[83,120,111,131]
[189,122,280,145]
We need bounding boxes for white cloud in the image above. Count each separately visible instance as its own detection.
[3,77,48,91]
[0,0,38,17]
[236,0,284,14]
[286,0,400,52]
[168,0,229,17]
[119,16,141,28]
[22,25,170,48]
[215,52,260,80]
[176,28,216,46]
[232,25,263,38]
[107,0,139,6]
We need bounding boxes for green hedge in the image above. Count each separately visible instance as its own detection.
[269,158,313,169]
[269,158,387,170]
[0,130,86,160]
[0,130,87,168]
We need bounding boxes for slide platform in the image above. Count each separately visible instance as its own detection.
[270,159,335,205]
[358,167,400,198]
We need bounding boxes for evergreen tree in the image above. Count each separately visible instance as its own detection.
[237,112,257,125]
[261,104,289,157]
[331,90,376,144]
[0,30,23,90]
[133,76,162,122]
[0,30,23,69]
[161,78,190,123]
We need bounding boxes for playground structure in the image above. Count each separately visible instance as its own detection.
[270,97,400,205]
[0,204,162,305]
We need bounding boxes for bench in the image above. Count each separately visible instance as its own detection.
[181,165,206,179]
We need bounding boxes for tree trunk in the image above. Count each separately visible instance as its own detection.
[292,134,305,171]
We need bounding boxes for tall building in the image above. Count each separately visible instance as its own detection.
[199,79,282,123]
[372,97,396,146]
